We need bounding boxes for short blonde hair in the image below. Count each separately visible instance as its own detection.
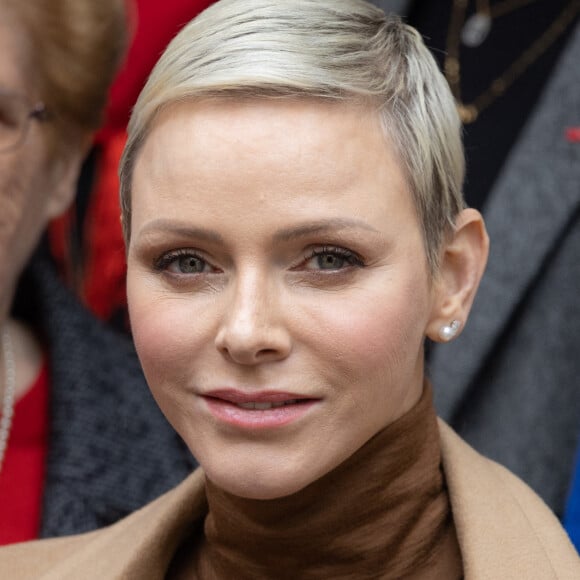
[120,0,465,271]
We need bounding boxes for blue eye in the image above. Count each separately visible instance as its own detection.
[154,251,213,275]
[175,255,207,274]
[316,253,346,270]
[305,247,364,271]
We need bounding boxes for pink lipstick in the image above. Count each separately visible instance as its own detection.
[202,389,319,429]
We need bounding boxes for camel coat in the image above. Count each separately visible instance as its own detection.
[0,421,578,579]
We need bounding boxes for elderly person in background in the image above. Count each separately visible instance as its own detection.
[0,0,194,544]
[0,0,578,577]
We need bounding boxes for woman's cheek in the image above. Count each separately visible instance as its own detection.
[130,305,202,437]
[129,294,196,379]
[305,289,413,368]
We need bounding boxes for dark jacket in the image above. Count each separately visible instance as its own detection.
[14,248,196,537]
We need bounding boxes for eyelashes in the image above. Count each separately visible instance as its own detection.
[301,246,365,271]
[153,245,366,277]
[153,249,216,275]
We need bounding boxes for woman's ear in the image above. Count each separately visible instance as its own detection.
[426,208,489,343]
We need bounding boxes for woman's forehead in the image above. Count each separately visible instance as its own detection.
[135,98,405,198]
[140,98,395,174]
[129,98,421,249]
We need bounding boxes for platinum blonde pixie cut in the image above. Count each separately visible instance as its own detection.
[120,0,465,272]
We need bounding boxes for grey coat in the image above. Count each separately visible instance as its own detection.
[373,0,580,515]
[14,249,196,537]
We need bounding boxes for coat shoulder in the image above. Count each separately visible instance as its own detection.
[439,420,580,579]
[0,533,99,579]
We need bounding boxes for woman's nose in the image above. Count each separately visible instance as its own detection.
[214,275,292,365]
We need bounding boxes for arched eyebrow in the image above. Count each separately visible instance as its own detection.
[273,218,380,242]
[136,217,380,245]
[137,219,224,243]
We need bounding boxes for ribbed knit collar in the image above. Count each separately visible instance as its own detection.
[181,384,462,579]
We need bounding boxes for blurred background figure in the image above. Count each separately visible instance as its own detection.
[372,0,580,522]
[0,0,195,545]
[49,0,216,332]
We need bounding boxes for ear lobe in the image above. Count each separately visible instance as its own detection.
[426,208,489,342]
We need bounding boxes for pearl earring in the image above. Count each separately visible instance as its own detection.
[439,320,461,342]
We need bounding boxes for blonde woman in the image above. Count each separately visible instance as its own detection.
[1,0,578,577]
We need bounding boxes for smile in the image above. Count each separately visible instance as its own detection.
[202,390,319,429]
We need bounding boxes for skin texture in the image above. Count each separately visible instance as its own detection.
[0,10,82,395]
[127,99,488,500]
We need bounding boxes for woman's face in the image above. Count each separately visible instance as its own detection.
[0,11,78,318]
[127,99,443,500]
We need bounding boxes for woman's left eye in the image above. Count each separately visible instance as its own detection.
[303,247,364,271]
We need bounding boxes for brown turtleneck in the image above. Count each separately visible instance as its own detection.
[169,384,463,579]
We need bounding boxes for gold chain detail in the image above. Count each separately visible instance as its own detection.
[490,0,539,19]
[445,0,580,123]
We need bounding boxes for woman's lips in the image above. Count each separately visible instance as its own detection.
[202,389,319,429]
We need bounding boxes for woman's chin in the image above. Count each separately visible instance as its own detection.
[204,467,313,500]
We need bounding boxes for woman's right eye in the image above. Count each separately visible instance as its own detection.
[155,251,214,275]
[172,255,208,274]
